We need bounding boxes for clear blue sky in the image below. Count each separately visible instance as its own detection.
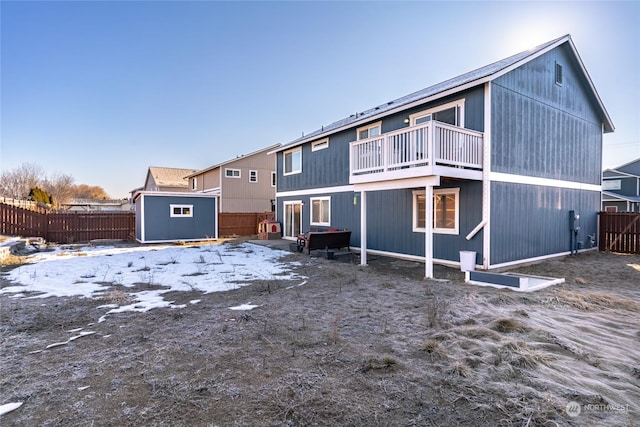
[1,1,638,199]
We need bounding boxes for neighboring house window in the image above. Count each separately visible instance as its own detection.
[284,147,302,175]
[191,177,197,190]
[410,99,465,127]
[357,121,382,140]
[170,204,193,218]
[271,171,277,187]
[413,188,459,234]
[310,197,331,226]
[605,206,618,213]
[602,179,621,190]
[555,62,563,85]
[225,168,241,178]
[249,170,258,183]
[312,138,329,152]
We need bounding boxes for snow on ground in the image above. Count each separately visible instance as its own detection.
[1,242,303,321]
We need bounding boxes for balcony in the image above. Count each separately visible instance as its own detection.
[349,121,484,185]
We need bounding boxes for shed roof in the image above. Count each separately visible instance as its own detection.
[148,167,198,187]
[273,34,613,153]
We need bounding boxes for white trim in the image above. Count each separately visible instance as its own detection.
[488,248,597,270]
[136,237,217,244]
[490,172,602,192]
[311,138,329,152]
[310,196,331,226]
[283,147,302,176]
[202,187,221,195]
[466,220,487,241]
[225,168,241,179]
[483,82,492,269]
[409,99,465,128]
[354,176,440,192]
[277,185,355,198]
[133,191,219,200]
[350,246,462,268]
[360,191,367,265]
[249,170,258,183]
[139,195,145,242]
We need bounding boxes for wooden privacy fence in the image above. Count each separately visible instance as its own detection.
[598,212,640,254]
[1,203,135,243]
[218,212,276,237]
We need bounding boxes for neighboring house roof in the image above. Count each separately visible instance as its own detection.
[602,191,640,203]
[185,144,280,178]
[272,34,613,154]
[63,198,130,206]
[146,167,198,189]
[612,158,640,177]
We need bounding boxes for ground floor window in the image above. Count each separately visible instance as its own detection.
[170,204,193,218]
[413,188,459,234]
[310,197,330,226]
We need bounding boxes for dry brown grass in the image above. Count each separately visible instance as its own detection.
[99,289,135,305]
[491,317,527,333]
[551,289,640,312]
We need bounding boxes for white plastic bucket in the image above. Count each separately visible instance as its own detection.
[460,251,476,272]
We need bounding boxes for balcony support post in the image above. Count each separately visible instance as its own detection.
[425,184,434,279]
[360,190,367,266]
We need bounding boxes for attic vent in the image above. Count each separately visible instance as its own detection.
[555,62,563,86]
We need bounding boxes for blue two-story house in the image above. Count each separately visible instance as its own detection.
[271,35,614,278]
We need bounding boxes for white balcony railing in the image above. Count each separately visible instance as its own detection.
[350,121,483,182]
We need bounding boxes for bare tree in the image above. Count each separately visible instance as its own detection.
[43,172,75,208]
[0,163,45,199]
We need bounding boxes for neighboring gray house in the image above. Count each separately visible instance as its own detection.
[602,158,640,212]
[142,166,198,193]
[62,198,132,212]
[271,34,613,278]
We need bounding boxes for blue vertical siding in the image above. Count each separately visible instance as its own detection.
[141,195,217,242]
[492,46,603,184]
[490,182,600,264]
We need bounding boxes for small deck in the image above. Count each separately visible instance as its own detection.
[350,121,483,184]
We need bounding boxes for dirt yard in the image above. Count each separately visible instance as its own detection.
[1,240,639,426]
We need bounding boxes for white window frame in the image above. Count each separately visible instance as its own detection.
[191,177,197,190]
[412,188,459,235]
[409,99,465,128]
[249,170,258,183]
[225,168,241,178]
[555,62,563,86]
[356,121,382,140]
[311,138,329,152]
[310,196,331,227]
[602,179,621,190]
[283,147,302,176]
[271,171,277,187]
[170,204,193,218]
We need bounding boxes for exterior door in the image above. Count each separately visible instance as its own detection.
[283,201,302,238]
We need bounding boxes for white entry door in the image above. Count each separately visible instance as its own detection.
[283,201,302,238]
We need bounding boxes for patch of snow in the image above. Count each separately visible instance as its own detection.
[0,401,23,416]
[229,303,261,311]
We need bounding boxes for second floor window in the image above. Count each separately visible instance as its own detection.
[249,170,258,183]
[357,122,382,140]
[225,168,241,178]
[284,147,302,175]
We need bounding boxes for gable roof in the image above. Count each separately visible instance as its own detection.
[273,34,613,154]
[612,158,640,177]
[186,144,280,178]
[147,167,198,188]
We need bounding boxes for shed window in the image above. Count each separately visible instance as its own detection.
[170,204,193,218]
[555,62,563,85]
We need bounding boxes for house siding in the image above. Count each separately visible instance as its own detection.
[221,152,276,213]
[491,46,603,184]
[490,182,599,265]
[277,87,485,193]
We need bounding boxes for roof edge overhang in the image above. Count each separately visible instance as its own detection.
[133,190,219,202]
[187,143,281,178]
[272,35,614,155]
